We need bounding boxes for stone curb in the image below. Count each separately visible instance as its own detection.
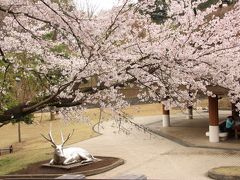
[208,166,240,180]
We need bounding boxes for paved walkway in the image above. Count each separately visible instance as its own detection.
[73,111,240,179]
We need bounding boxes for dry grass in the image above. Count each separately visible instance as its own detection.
[123,103,183,116]
[123,103,163,116]
[0,109,102,149]
[196,97,231,110]
[0,104,167,150]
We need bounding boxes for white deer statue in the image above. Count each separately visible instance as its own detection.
[41,127,95,165]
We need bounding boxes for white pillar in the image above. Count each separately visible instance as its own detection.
[209,126,219,143]
[162,104,170,127]
[162,114,170,127]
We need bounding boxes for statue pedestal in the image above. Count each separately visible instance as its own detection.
[0,156,124,179]
[42,159,101,170]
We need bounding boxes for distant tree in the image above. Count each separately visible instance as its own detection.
[149,0,168,23]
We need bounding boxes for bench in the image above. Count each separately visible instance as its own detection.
[205,132,228,141]
[0,145,13,156]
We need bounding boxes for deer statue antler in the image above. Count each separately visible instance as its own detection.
[41,123,56,147]
[61,129,74,146]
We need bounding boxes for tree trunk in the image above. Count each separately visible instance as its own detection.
[18,122,21,143]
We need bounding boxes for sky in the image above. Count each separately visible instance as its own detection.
[74,0,118,13]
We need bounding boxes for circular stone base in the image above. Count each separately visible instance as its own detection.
[1,156,124,179]
[208,166,240,180]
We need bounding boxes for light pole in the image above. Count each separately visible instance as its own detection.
[15,77,21,143]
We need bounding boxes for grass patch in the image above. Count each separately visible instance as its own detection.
[0,149,52,175]
[0,157,13,166]
[211,166,240,176]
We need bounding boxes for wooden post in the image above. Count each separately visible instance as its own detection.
[208,96,219,142]
[9,145,13,153]
[162,104,170,127]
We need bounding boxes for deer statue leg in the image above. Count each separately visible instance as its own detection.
[63,157,75,165]
[80,154,94,163]
[63,153,80,165]
[49,159,55,165]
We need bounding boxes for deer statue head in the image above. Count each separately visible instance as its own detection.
[41,124,75,164]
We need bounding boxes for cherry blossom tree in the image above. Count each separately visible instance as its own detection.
[123,0,240,109]
[0,0,156,126]
[0,0,239,127]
